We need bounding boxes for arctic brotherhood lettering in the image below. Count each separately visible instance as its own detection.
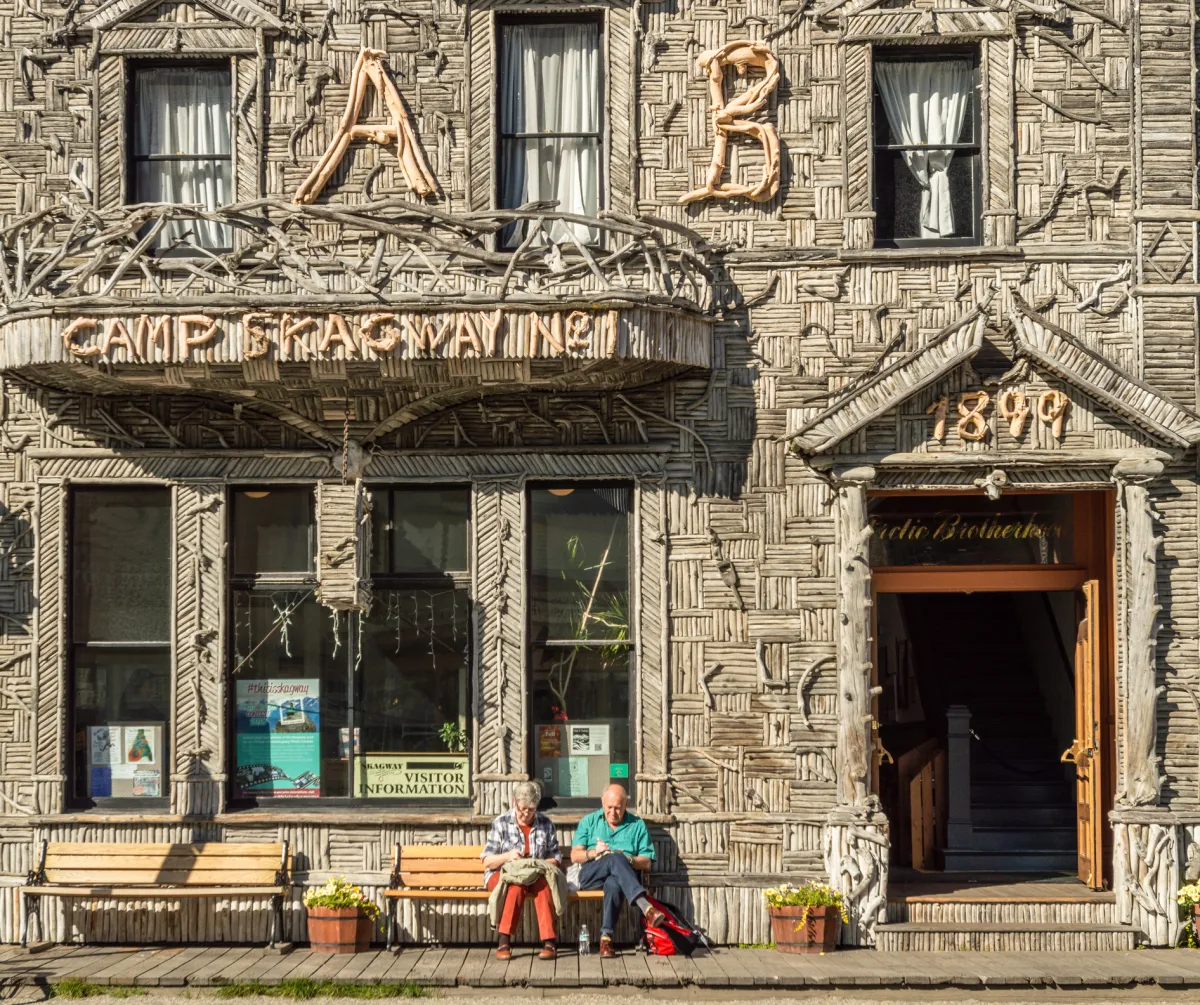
[60,308,621,363]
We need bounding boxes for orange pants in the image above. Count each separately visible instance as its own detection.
[485,872,557,940]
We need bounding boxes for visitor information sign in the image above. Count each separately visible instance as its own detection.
[235,679,321,796]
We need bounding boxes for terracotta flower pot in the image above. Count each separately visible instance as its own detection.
[769,905,841,954]
[307,905,374,953]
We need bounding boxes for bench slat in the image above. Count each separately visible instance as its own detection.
[43,870,284,886]
[397,872,489,889]
[385,889,606,900]
[400,861,486,874]
[399,845,484,859]
[44,843,285,857]
[46,855,283,871]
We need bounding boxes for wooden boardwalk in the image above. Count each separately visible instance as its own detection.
[4,944,1200,989]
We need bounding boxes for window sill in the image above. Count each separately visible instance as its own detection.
[15,807,677,825]
[841,245,1024,262]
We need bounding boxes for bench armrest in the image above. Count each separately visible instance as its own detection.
[274,840,291,887]
[388,842,401,889]
[25,839,47,886]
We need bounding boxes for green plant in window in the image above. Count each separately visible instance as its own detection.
[439,721,467,752]
[547,527,629,718]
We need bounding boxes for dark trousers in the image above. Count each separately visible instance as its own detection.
[578,853,647,936]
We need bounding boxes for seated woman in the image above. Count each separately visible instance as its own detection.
[481,781,562,960]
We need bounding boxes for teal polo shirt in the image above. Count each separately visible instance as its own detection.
[573,809,656,860]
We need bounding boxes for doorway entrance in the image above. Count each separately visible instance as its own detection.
[869,490,1113,890]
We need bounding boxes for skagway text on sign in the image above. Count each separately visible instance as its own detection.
[60,309,621,363]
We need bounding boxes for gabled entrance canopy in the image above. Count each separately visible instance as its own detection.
[79,0,287,31]
[788,293,1200,455]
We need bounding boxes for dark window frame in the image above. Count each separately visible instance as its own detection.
[226,484,475,810]
[68,486,173,811]
[494,13,606,249]
[525,481,637,811]
[126,58,233,255]
[871,45,982,249]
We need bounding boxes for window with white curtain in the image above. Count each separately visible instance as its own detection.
[131,64,232,251]
[497,20,602,247]
[873,50,980,247]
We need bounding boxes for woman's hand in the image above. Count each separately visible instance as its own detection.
[508,848,524,863]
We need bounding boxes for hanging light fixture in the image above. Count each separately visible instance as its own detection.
[547,488,575,497]
[243,490,271,499]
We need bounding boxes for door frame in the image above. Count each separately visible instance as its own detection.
[868,488,1116,888]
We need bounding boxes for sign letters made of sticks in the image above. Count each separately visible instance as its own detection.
[294,48,437,204]
[680,41,781,205]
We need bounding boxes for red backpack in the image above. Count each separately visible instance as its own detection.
[640,895,709,956]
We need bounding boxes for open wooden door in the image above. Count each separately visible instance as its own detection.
[1061,579,1103,889]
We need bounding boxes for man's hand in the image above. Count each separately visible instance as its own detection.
[594,840,610,855]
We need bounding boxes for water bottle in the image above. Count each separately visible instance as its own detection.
[579,923,591,956]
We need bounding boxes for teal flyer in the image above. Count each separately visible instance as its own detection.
[234,679,321,796]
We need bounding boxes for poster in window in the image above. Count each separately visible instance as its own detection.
[89,725,119,765]
[538,724,563,758]
[569,723,609,756]
[353,754,469,798]
[235,679,321,797]
[124,725,158,765]
[86,721,164,798]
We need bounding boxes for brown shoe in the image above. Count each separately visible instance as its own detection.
[495,945,512,961]
[599,936,616,958]
[644,906,666,929]
[539,943,557,960]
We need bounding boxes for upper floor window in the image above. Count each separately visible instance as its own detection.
[497,20,602,246]
[131,64,232,250]
[873,51,980,247]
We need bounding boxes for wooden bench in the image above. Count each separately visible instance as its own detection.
[383,844,648,949]
[19,840,291,948]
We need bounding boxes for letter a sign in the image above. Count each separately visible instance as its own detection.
[294,48,437,204]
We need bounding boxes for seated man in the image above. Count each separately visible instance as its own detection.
[571,783,664,957]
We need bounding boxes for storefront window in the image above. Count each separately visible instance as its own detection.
[357,488,471,800]
[529,485,632,801]
[71,488,172,804]
[230,486,472,803]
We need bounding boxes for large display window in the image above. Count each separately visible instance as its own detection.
[229,486,472,804]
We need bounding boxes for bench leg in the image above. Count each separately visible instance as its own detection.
[386,899,395,952]
[269,894,282,949]
[20,894,41,948]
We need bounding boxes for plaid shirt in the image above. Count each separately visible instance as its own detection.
[481,809,561,885]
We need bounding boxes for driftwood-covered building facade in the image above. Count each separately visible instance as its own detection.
[0,0,1198,951]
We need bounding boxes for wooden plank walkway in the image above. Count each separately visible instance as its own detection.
[2,945,1200,989]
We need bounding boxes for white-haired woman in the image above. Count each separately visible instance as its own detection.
[481,780,562,959]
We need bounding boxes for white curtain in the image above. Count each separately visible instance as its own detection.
[499,24,601,246]
[876,60,971,239]
[134,67,231,249]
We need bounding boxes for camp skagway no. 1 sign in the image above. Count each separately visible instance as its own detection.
[56,308,632,363]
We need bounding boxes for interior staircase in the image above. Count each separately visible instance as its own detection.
[872,593,1139,951]
[911,592,1078,873]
